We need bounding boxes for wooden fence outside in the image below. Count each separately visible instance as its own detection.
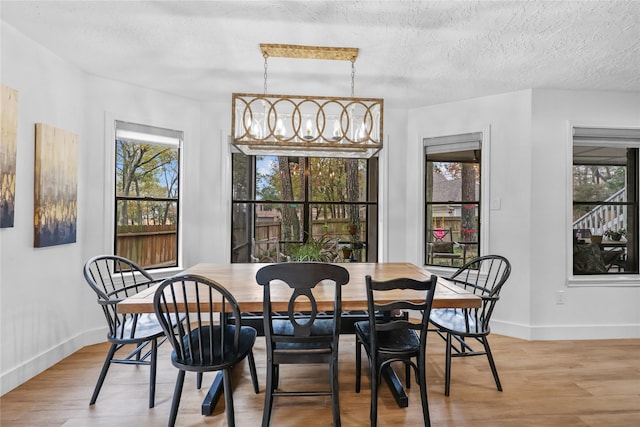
[117,224,177,268]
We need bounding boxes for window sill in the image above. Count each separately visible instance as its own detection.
[423,264,458,277]
[567,274,640,287]
[147,266,184,280]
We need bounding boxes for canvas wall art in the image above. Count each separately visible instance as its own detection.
[34,123,78,247]
[1,84,19,228]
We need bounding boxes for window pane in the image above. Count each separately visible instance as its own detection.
[309,158,368,202]
[256,155,305,201]
[232,153,251,200]
[573,164,627,203]
[115,200,177,268]
[114,129,180,270]
[572,144,638,275]
[115,140,178,198]
[231,152,377,263]
[425,145,481,268]
[427,161,480,202]
[309,203,368,262]
[232,202,251,262]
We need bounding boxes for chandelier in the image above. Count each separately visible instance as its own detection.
[231,44,384,158]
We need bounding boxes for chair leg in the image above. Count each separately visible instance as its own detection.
[262,359,275,427]
[355,337,362,393]
[248,350,259,394]
[168,370,185,427]
[482,337,503,392]
[370,361,378,427]
[405,361,411,389]
[444,332,452,397]
[90,343,118,405]
[331,354,341,427]
[196,372,203,389]
[223,368,235,427]
[273,364,279,390]
[149,338,158,408]
[418,355,431,427]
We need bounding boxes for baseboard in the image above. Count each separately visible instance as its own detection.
[1,327,106,396]
[491,319,640,341]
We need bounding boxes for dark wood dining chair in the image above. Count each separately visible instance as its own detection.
[355,274,437,427]
[83,255,170,408]
[429,255,511,396]
[256,262,350,427]
[153,274,259,427]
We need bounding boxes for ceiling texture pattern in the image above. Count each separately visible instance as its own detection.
[1,1,639,108]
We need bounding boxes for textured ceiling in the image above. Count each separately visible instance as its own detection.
[1,1,639,108]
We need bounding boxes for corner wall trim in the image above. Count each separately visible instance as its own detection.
[1,327,106,396]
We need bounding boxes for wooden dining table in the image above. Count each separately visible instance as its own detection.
[118,262,481,414]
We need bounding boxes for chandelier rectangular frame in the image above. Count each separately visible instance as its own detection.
[231,44,384,159]
[231,92,383,158]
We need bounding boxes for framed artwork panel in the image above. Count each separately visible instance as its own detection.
[1,84,19,228]
[34,123,78,247]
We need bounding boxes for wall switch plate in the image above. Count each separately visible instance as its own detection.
[490,197,501,210]
[555,290,565,305]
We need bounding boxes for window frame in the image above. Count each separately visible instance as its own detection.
[230,152,379,263]
[422,128,491,274]
[109,119,183,271]
[566,123,640,287]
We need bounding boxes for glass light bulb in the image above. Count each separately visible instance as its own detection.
[275,119,286,139]
[333,120,342,140]
[357,122,367,142]
[251,120,262,139]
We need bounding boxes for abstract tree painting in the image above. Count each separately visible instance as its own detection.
[1,84,19,228]
[34,123,78,247]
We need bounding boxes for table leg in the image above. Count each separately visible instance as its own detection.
[202,359,408,412]
[382,365,409,408]
[201,372,224,415]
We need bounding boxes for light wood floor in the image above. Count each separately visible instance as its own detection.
[1,334,639,426]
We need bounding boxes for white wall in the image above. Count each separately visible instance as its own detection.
[1,24,90,395]
[407,90,534,338]
[83,75,203,267]
[529,89,640,339]
[381,107,409,262]
[407,89,640,340]
[197,101,236,264]
[1,23,204,395]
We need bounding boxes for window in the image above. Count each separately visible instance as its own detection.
[572,126,639,276]
[231,154,378,263]
[114,121,182,269]
[424,133,482,268]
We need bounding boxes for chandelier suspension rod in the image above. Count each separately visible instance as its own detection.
[351,58,355,98]
[263,52,269,95]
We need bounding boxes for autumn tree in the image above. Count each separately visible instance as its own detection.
[278,156,301,241]
[116,140,178,226]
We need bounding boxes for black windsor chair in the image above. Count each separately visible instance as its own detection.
[153,274,259,427]
[83,255,177,408]
[429,255,511,396]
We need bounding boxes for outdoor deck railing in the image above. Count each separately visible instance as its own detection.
[573,188,626,234]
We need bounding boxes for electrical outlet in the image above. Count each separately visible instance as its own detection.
[555,290,565,305]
